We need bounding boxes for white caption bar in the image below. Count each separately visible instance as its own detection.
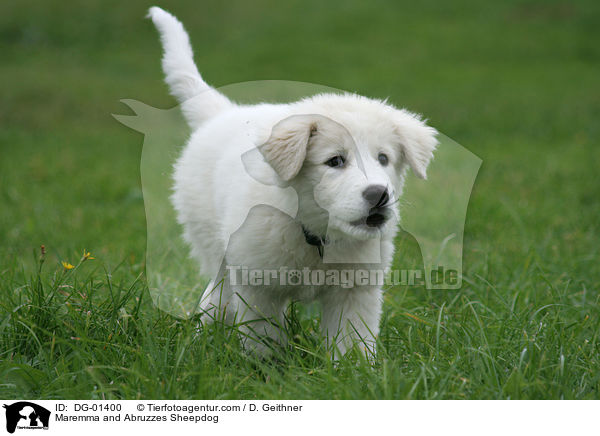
[0,400,596,435]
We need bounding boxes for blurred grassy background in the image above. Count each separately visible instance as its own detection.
[1,0,598,269]
[2,0,599,267]
[1,0,599,399]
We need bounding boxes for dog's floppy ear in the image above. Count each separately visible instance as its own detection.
[394,111,439,179]
[259,114,318,181]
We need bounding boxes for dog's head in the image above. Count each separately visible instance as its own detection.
[257,95,438,241]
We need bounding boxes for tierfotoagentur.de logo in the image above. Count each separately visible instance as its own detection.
[2,402,50,434]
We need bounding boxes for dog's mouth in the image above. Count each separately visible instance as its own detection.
[350,207,389,229]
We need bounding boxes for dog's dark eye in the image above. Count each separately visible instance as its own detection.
[325,155,346,168]
[378,153,389,166]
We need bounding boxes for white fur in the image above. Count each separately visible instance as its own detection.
[149,7,438,357]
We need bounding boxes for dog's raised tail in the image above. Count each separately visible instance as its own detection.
[148,6,233,130]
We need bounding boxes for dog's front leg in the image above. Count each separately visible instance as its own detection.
[232,289,289,357]
[320,287,383,359]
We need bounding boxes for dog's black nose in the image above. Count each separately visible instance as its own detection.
[362,185,389,207]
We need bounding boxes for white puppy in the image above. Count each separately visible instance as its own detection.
[148,7,438,357]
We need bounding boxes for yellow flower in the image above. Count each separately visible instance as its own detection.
[82,250,95,261]
[62,261,75,270]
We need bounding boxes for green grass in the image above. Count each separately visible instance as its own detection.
[1,0,599,399]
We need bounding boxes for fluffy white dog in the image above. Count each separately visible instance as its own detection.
[149,7,438,357]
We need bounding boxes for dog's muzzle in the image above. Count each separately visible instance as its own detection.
[350,206,390,228]
[351,184,391,228]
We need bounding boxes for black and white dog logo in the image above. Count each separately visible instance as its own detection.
[3,402,50,434]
